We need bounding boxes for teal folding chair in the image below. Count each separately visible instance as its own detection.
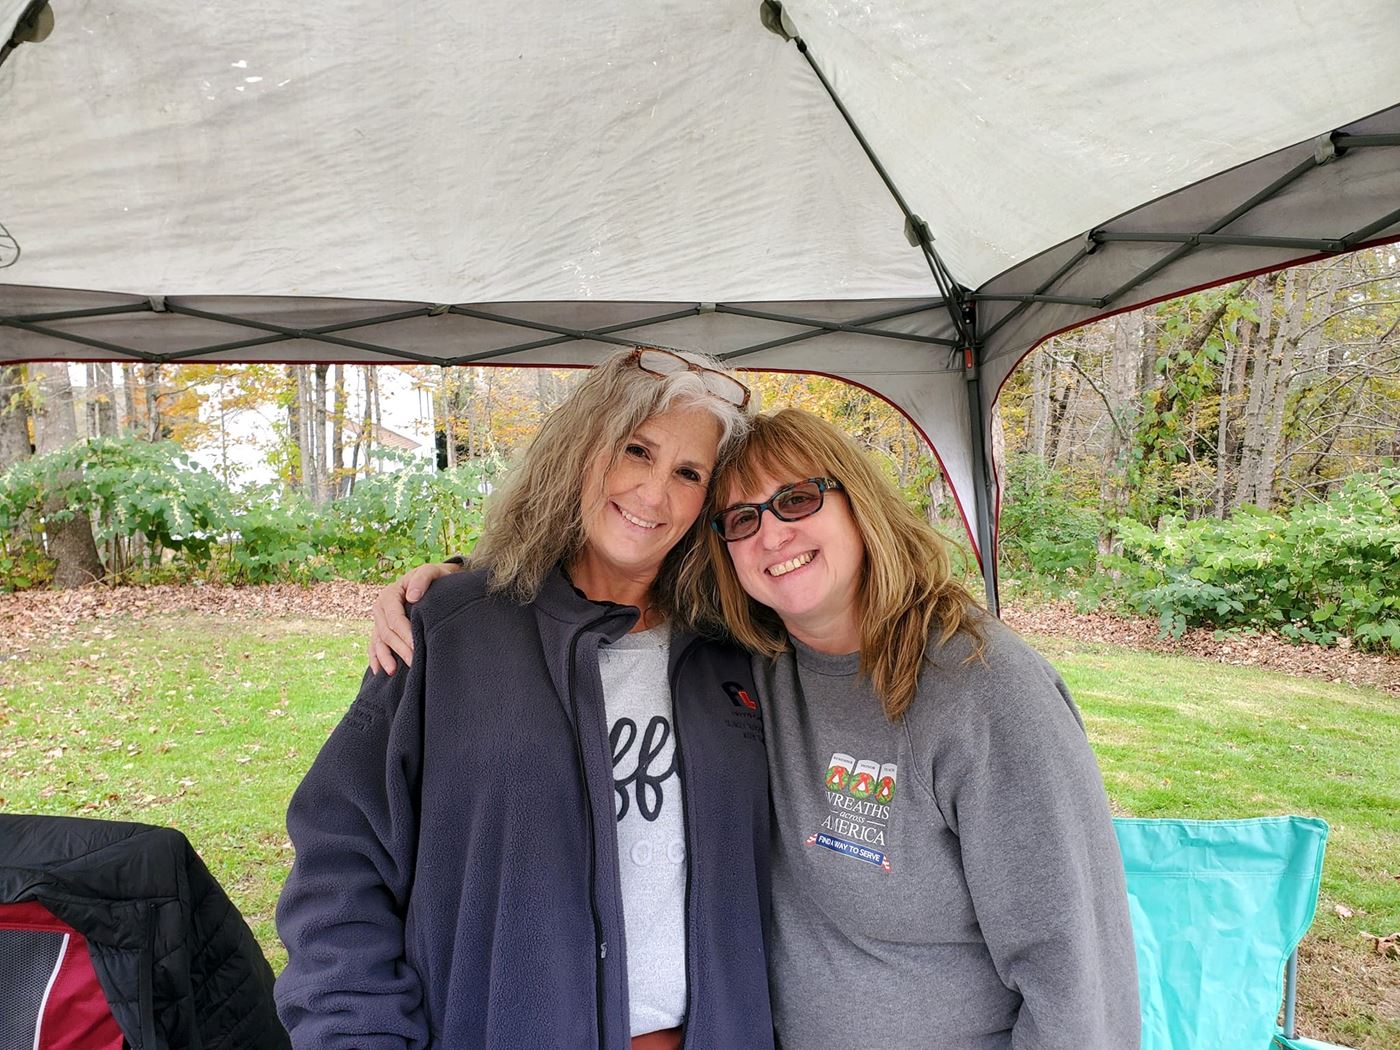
[1113,816,1353,1050]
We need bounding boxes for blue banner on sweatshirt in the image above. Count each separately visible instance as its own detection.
[812,832,887,869]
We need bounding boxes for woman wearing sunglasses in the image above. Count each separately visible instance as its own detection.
[370,407,1139,1049]
[278,348,775,1050]
[692,409,1138,1049]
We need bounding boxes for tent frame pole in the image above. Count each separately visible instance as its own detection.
[960,299,999,615]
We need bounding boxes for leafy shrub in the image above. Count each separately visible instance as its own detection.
[0,439,491,589]
[0,437,232,585]
[324,462,491,579]
[224,487,335,584]
[1106,469,1400,651]
[998,453,1105,592]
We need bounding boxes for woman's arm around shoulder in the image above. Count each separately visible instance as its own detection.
[916,620,1141,1050]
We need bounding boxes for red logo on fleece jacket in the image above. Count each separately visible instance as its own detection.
[722,681,759,710]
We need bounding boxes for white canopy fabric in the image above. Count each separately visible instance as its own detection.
[3,0,1399,606]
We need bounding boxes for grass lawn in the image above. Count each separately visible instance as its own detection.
[1,613,1396,1047]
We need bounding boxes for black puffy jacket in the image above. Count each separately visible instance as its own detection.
[0,813,289,1049]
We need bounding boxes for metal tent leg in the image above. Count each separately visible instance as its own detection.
[964,347,999,616]
[1283,948,1299,1039]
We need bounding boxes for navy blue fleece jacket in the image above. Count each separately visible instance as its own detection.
[275,567,774,1050]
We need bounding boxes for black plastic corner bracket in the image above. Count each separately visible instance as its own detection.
[760,1,797,42]
[904,214,934,248]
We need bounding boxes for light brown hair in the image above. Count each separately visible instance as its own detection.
[682,408,983,720]
[471,347,750,618]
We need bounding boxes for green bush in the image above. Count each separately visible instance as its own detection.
[0,437,232,585]
[998,453,1105,592]
[1106,469,1400,651]
[224,487,334,584]
[0,438,491,589]
[325,462,490,579]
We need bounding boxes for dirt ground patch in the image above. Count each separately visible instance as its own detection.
[0,582,380,658]
[1003,600,1400,697]
[1297,935,1400,1049]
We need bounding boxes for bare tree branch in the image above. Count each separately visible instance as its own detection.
[1044,348,1133,442]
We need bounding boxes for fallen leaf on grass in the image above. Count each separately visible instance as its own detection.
[1359,932,1400,959]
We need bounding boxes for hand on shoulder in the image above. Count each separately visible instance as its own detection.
[368,560,465,675]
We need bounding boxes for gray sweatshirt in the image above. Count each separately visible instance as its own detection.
[757,617,1139,1050]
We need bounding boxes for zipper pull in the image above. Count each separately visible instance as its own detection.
[599,940,608,960]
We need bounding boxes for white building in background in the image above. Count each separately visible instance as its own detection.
[66,364,435,488]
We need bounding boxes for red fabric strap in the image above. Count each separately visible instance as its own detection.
[0,900,126,1050]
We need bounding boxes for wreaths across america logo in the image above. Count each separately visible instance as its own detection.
[805,752,897,873]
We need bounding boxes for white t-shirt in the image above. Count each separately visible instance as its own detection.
[598,623,687,1035]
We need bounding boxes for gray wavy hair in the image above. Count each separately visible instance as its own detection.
[470,346,752,618]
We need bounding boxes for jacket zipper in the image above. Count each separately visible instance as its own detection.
[668,636,701,1050]
[567,612,615,1050]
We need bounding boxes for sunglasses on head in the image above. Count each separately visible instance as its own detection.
[711,477,843,542]
[628,346,751,410]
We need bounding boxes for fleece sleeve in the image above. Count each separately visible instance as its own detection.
[930,656,1140,1050]
[274,622,429,1050]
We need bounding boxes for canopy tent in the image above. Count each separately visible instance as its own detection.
[3,0,1398,611]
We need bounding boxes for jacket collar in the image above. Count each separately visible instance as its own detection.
[533,563,641,638]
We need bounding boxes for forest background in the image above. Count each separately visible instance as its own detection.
[1,245,1397,650]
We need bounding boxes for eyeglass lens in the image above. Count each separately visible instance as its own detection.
[636,348,749,408]
[720,480,827,540]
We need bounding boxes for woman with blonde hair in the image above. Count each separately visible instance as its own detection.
[370,406,1139,1049]
[694,408,1138,1049]
[279,347,775,1050]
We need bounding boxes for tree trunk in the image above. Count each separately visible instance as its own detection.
[923,462,951,525]
[0,365,32,469]
[1233,274,1281,509]
[366,366,380,473]
[31,363,104,587]
[141,363,164,440]
[1027,350,1051,460]
[285,365,302,492]
[120,366,145,567]
[120,364,139,433]
[442,371,457,469]
[463,371,478,461]
[86,363,117,437]
[1253,270,1314,510]
[1278,261,1347,500]
[353,366,377,482]
[1235,270,1310,511]
[313,363,329,503]
[1212,330,1237,519]
[1214,294,1259,517]
[1097,313,1145,553]
[1045,343,1081,469]
[293,366,319,502]
[331,364,346,495]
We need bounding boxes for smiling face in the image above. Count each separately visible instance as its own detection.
[722,469,866,653]
[573,404,723,600]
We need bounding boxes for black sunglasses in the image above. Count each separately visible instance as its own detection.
[711,477,843,542]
